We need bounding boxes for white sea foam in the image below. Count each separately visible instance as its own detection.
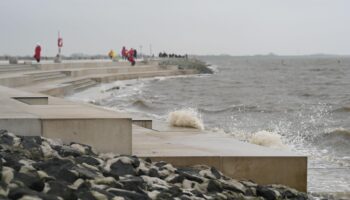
[167,108,204,130]
[249,130,286,149]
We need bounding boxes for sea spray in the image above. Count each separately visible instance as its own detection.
[168,108,204,130]
[249,130,286,149]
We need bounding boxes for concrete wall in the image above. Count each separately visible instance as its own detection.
[0,76,32,88]
[144,156,307,192]
[132,120,152,129]
[42,118,132,154]
[0,118,41,136]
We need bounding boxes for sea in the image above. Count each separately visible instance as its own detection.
[67,55,350,199]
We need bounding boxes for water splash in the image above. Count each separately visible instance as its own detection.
[168,108,204,130]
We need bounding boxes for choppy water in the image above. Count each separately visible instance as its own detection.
[67,55,350,197]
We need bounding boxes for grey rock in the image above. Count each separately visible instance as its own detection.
[176,167,204,183]
[75,155,100,166]
[257,186,279,200]
[110,160,136,176]
[108,188,149,200]
[13,171,45,192]
[46,180,77,200]
[119,176,147,193]
[207,179,223,193]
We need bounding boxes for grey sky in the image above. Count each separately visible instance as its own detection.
[0,0,349,56]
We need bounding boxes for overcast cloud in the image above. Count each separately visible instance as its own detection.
[0,0,349,56]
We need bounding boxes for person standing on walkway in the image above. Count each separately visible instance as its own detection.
[121,46,127,60]
[127,48,135,66]
[133,49,137,59]
[108,49,116,59]
[34,43,41,63]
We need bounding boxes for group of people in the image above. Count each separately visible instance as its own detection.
[121,46,137,66]
[159,52,188,59]
[32,44,139,66]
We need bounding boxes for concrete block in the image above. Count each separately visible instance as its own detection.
[143,156,307,192]
[42,118,132,154]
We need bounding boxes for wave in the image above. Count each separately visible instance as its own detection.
[199,105,258,114]
[322,128,350,139]
[216,128,287,149]
[249,130,287,149]
[167,108,204,130]
[311,128,350,157]
[332,106,350,113]
[198,105,273,114]
[130,99,157,111]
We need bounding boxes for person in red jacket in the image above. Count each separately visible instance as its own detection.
[34,44,41,63]
[127,48,135,66]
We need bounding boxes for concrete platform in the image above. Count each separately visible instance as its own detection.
[0,60,308,192]
[0,86,132,154]
[133,123,307,192]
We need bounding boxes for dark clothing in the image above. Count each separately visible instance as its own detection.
[133,50,137,59]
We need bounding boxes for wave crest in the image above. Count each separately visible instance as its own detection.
[168,108,204,130]
[249,130,286,149]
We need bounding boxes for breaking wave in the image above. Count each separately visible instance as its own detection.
[249,130,287,149]
[167,108,204,130]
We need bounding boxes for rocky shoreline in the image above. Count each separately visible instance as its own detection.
[0,130,307,200]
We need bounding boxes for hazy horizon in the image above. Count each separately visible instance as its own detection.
[1,0,349,56]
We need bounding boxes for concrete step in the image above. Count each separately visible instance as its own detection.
[0,65,38,73]
[65,78,93,85]
[31,72,67,82]
[72,79,97,92]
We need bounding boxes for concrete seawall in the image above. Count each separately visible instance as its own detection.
[0,60,307,192]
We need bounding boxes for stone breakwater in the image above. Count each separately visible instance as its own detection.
[0,130,307,200]
[159,58,214,74]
